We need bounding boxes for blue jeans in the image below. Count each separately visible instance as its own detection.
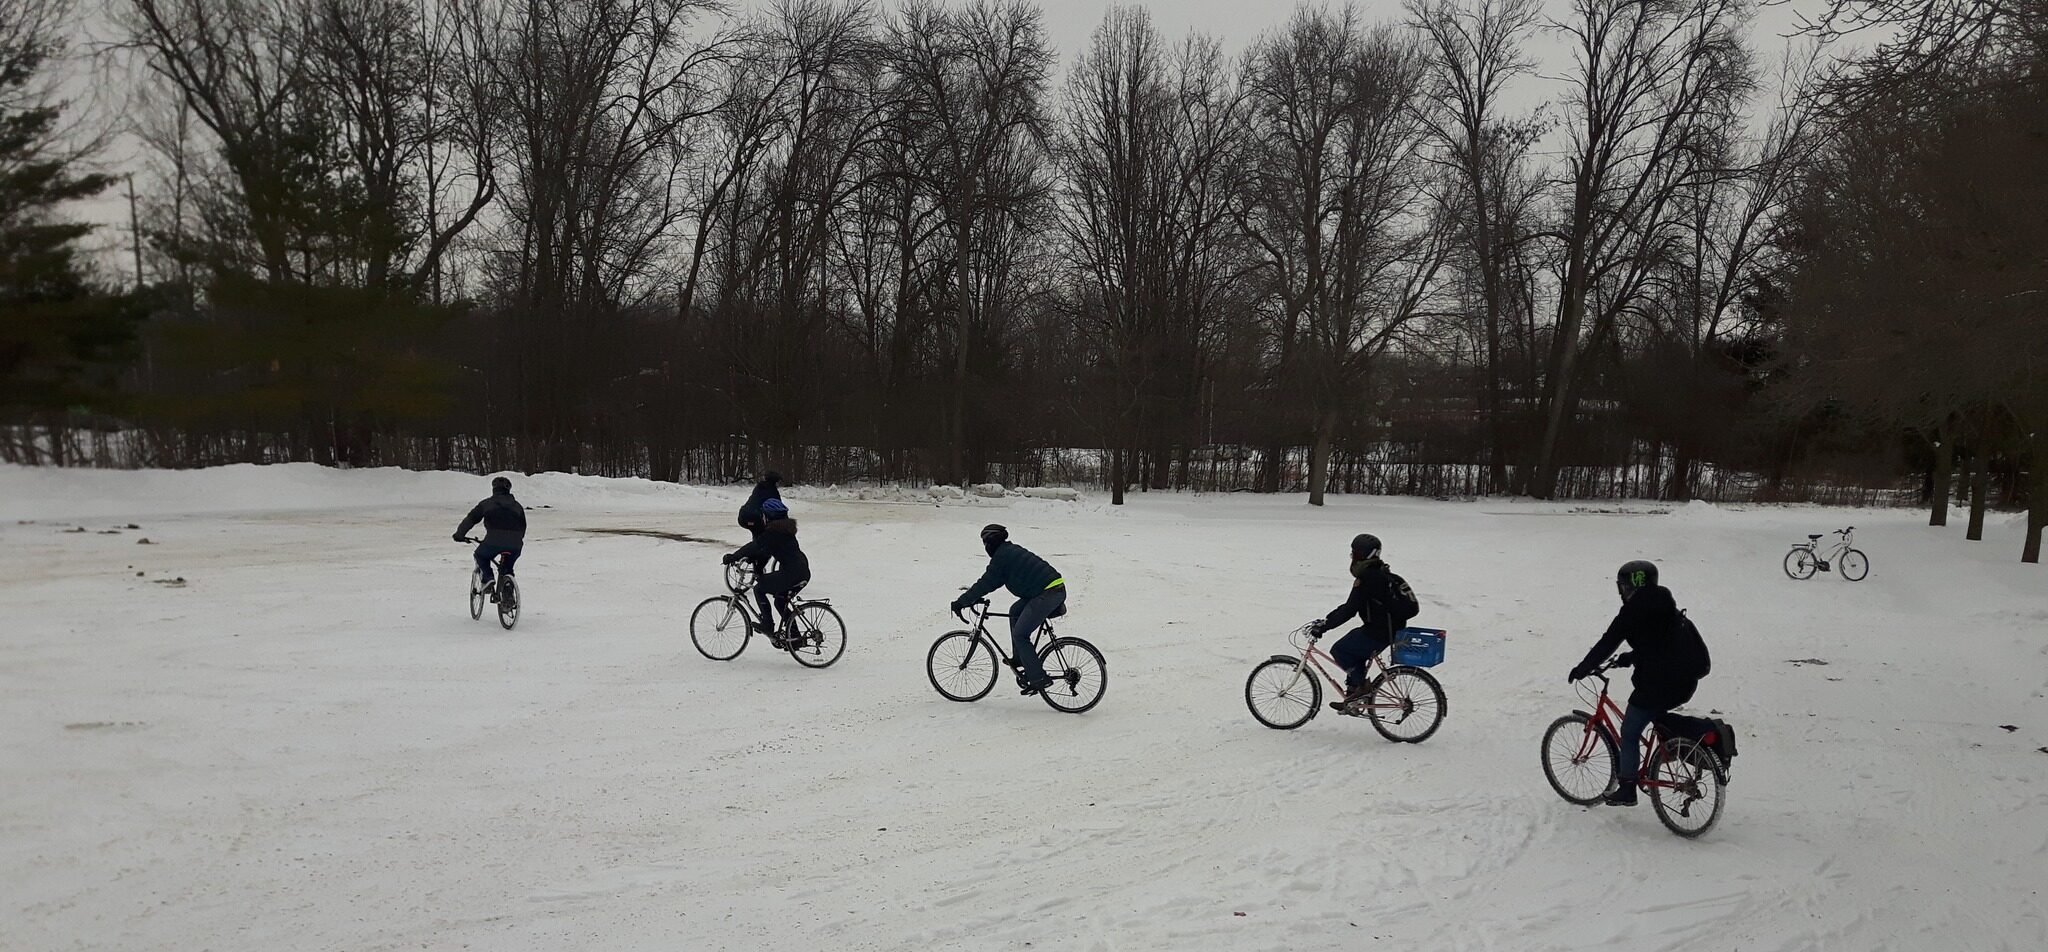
[1009,586,1067,683]
[475,544,521,586]
[1331,627,1392,689]
[1618,702,1654,785]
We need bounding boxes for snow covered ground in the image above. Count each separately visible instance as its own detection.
[3,464,2045,951]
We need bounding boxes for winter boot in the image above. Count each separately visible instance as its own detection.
[1603,780,1638,807]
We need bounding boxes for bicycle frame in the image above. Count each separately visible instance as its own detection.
[1272,631,1406,712]
[1792,528,1854,564]
[1570,671,1683,793]
[959,600,1057,666]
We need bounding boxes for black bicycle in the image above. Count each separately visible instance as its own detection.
[461,538,519,630]
[926,598,1106,713]
[689,572,846,668]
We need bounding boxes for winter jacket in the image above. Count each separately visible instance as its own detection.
[1575,584,1711,711]
[1321,559,1420,642]
[955,541,1063,608]
[738,478,782,530]
[733,517,809,578]
[456,492,527,548]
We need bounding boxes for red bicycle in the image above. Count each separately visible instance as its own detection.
[1244,624,1445,742]
[1540,661,1727,837]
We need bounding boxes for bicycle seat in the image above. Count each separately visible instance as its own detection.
[1048,604,1067,619]
[1807,534,1822,540]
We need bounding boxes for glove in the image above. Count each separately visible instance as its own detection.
[1611,651,1635,668]
[722,553,739,565]
[1568,665,1592,683]
[949,598,970,614]
[453,533,467,543]
[1306,619,1329,636]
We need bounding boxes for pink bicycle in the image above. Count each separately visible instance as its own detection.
[1244,624,1446,742]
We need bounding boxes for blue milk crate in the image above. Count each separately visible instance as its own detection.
[1392,627,1446,667]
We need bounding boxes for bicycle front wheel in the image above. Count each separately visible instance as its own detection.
[1783,547,1817,579]
[1367,666,1446,743]
[1839,548,1869,581]
[724,559,755,594]
[1649,738,1727,838]
[1038,637,1107,714]
[1246,657,1321,730]
[787,603,847,668]
[1541,713,1617,805]
[469,569,485,620]
[496,577,519,629]
[690,596,749,661]
[927,631,997,701]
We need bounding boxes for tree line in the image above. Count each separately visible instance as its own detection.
[0,0,2040,560]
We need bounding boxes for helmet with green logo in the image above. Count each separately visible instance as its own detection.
[1616,560,1657,600]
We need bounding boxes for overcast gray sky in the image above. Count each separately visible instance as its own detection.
[61,0,1839,265]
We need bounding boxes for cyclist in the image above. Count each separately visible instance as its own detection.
[1567,560,1712,806]
[1305,533,1419,712]
[723,498,809,645]
[453,475,526,601]
[949,525,1065,696]
[736,471,783,573]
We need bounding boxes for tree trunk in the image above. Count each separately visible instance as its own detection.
[1307,410,1337,507]
[2025,436,2043,563]
[1967,452,1989,541]
[1109,446,1126,506]
[1257,441,1286,493]
[1929,432,1954,526]
[1666,442,1695,501]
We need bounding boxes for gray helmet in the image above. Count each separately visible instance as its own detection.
[1617,560,1657,599]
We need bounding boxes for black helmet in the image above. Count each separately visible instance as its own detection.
[491,476,512,494]
[980,524,1009,548]
[1351,533,1382,560]
[1616,560,1657,599]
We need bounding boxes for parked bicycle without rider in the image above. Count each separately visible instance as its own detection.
[1306,533,1420,711]
[1566,560,1712,807]
[454,475,526,600]
[950,525,1066,696]
[724,498,810,644]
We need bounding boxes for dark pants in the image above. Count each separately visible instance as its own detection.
[1331,626,1391,689]
[755,569,807,630]
[1009,586,1067,683]
[1618,703,1655,785]
[475,544,521,586]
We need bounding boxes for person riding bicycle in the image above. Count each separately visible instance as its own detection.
[736,471,783,572]
[1305,533,1420,712]
[1567,560,1712,806]
[723,498,809,644]
[949,525,1066,696]
[453,475,526,601]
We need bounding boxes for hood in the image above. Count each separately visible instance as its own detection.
[1350,557,1386,580]
[1624,583,1678,618]
[764,517,798,535]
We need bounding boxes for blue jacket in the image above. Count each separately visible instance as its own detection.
[956,541,1063,607]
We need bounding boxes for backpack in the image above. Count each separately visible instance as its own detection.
[1674,610,1711,680]
[1387,572,1420,626]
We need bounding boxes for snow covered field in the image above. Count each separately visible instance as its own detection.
[4,464,2045,951]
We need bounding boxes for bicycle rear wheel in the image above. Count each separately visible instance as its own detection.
[469,569,485,620]
[1649,738,1726,838]
[786,603,847,668]
[1038,637,1107,714]
[1245,657,1321,730]
[690,595,749,661]
[1366,666,1445,743]
[496,577,520,629]
[1541,713,1617,805]
[927,631,997,701]
[1839,548,1869,581]
[1783,548,1817,579]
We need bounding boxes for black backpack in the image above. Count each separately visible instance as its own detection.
[1654,712,1739,773]
[1674,610,1711,680]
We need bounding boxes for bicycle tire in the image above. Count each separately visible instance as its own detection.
[1783,547,1817,580]
[787,603,847,668]
[1367,665,1445,743]
[1037,637,1107,714]
[497,577,519,630]
[927,631,997,701]
[469,569,485,620]
[1649,737,1726,838]
[1541,713,1618,805]
[1839,548,1869,581]
[1245,657,1321,730]
[690,595,749,661]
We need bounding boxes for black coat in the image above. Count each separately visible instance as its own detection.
[1576,584,1710,711]
[738,479,782,530]
[456,492,526,547]
[957,541,1063,606]
[1321,560,1420,641]
[734,517,809,577]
